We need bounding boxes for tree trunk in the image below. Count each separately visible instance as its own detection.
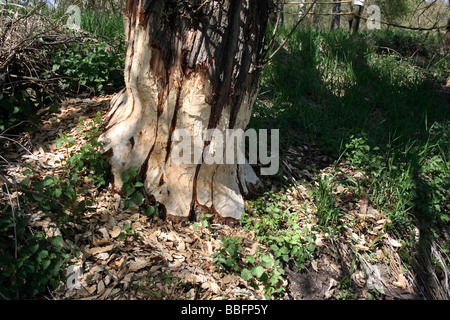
[445,3,450,53]
[276,0,284,28]
[350,4,363,35]
[298,1,305,20]
[100,0,271,223]
[331,2,341,30]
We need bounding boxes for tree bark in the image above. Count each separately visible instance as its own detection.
[331,2,341,30]
[100,0,271,223]
[298,1,305,20]
[445,3,450,53]
[350,4,363,35]
[276,0,284,28]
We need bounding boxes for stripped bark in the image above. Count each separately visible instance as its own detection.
[100,0,271,222]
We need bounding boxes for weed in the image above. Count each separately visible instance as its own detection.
[0,205,70,299]
[259,27,449,264]
[121,167,145,210]
[212,236,244,273]
[241,190,316,270]
[0,113,110,299]
[47,40,125,95]
[310,174,343,229]
[212,236,286,298]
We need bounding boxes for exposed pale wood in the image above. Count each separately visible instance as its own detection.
[100,0,269,222]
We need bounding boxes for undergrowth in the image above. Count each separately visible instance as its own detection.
[0,113,109,299]
[250,27,450,294]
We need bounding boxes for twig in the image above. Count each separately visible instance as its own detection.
[0,135,47,169]
[1,180,18,259]
[262,0,318,66]
[265,3,283,52]
[193,0,211,14]
[378,46,404,58]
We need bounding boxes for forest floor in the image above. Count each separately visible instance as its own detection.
[3,94,443,300]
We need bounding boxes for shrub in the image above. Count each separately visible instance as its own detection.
[0,205,70,299]
[48,40,125,96]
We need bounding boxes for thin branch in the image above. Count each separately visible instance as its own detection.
[0,135,47,168]
[262,0,318,66]
[1,180,18,259]
[264,0,285,55]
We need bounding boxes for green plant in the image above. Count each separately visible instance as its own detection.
[241,190,316,270]
[118,223,140,243]
[241,248,286,298]
[212,236,286,299]
[0,90,33,132]
[212,236,244,273]
[25,112,110,225]
[121,166,145,210]
[259,27,449,275]
[0,204,70,300]
[336,276,359,300]
[310,174,344,229]
[48,40,124,95]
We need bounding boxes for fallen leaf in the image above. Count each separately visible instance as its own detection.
[210,282,220,294]
[97,280,105,294]
[315,237,325,247]
[109,226,121,238]
[96,252,110,260]
[86,244,114,256]
[128,258,149,272]
[221,275,236,284]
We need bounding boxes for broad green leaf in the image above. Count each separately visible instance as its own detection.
[252,265,264,278]
[241,268,252,281]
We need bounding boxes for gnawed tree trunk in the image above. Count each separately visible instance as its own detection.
[100,0,271,223]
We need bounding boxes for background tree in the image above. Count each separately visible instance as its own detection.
[276,0,285,27]
[100,0,271,223]
[331,1,341,30]
[445,0,450,51]
[349,1,364,34]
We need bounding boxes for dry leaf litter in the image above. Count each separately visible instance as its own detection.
[2,95,425,300]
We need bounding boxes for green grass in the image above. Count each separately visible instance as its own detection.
[250,27,449,264]
[80,10,125,44]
